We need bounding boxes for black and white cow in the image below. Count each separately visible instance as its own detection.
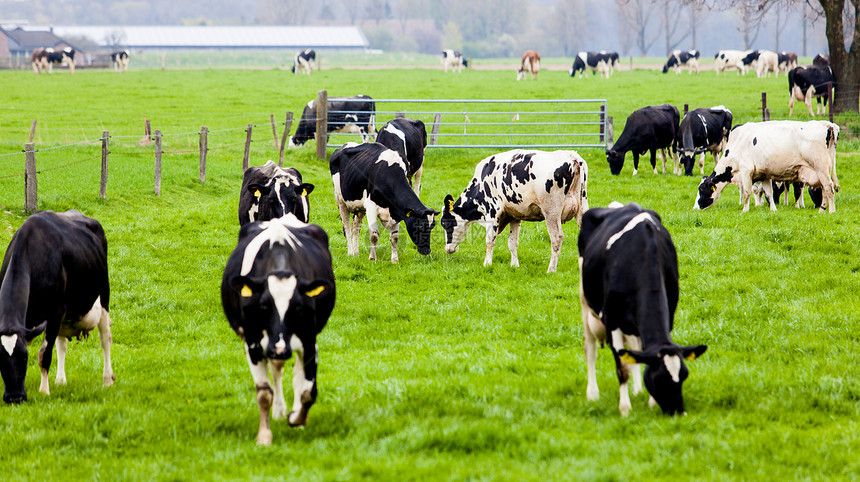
[111,50,130,73]
[289,95,376,148]
[45,47,75,74]
[662,50,700,74]
[221,214,335,445]
[330,142,438,262]
[441,149,589,273]
[291,48,316,74]
[788,65,835,116]
[714,49,749,75]
[606,104,680,176]
[0,210,115,404]
[675,106,733,176]
[601,51,620,74]
[375,117,427,195]
[570,51,609,78]
[777,51,798,73]
[239,161,315,226]
[578,202,707,416]
[753,180,823,210]
[441,49,467,73]
[30,48,48,74]
[742,50,779,78]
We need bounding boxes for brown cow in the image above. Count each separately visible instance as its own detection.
[517,50,540,81]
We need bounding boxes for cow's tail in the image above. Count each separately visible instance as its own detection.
[572,157,589,226]
[788,69,796,97]
[827,124,840,192]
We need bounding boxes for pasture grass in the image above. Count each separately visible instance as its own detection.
[0,66,858,480]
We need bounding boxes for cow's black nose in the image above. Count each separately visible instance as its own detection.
[417,246,431,256]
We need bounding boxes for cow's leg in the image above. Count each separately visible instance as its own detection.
[805,86,816,116]
[611,329,632,416]
[507,220,521,268]
[37,322,60,395]
[98,309,115,386]
[411,165,424,196]
[740,174,753,213]
[799,167,834,213]
[268,359,287,420]
[55,336,68,385]
[632,152,639,176]
[483,223,498,267]
[545,214,564,273]
[623,334,643,395]
[650,149,658,175]
[244,346,273,445]
[350,212,364,256]
[336,202,357,255]
[760,180,777,211]
[384,216,400,264]
[365,202,380,261]
[659,148,668,174]
[699,152,706,175]
[288,335,318,427]
[579,262,603,401]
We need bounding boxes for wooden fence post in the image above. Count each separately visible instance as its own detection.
[761,92,768,121]
[430,113,442,145]
[24,142,37,212]
[100,130,109,199]
[599,104,606,144]
[199,126,208,183]
[279,112,293,167]
[315,89,328,160]
[607,116,614,147]
[243,124,253,171]
[154,130,162,196]
[29,120,37,143]
[270,114,279,148]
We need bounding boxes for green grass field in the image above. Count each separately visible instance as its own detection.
[0,65,859,481]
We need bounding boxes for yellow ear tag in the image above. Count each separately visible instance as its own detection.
[254,189,261,198]
[685,352,697,361]
[305,285,325,297]
[711,186,716,192]
[241,285,253,297]
[620,353,637,364]
[405,212,411,217]
[301,189,308,196]
[448,199,455,210]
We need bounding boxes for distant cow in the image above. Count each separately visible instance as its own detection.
[221,214,335,445]
[517,50,541,80]
[441,149,588,273]
[239,161,315,226]
[375,117,427,195]
[330,142,438,262]
[714,50,748,75]
[788,65,835,116]
[813,53,830,68]
[694,120,839,213]
[606,104,680,176]
[662,50,700,74]
[111,50,130,73]
[578,202,707,416]
[291,49,316,74]
[601,51,620,74]
[0,210,115,404]
[30,48,48,74]
[742,50,778,78]
[45,47,75,74]
[675,106,733,176]
[778,51,798,73]
[441,49,467,73]
[570,51,610,78]
[289,95,376,148]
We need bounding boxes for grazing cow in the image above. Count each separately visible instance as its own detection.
[441,49,468,73]
[606,104,680,176]
[330,142,438,262]
[111,50,130,73]
[694,120,839,213]
[675,106,733,176]
[578,202,707,416]
[714,50,749,75]
[375,117,427,195]
[45,47,75,74]
[221,214,335,445]
[601,51,620,74]
[30,48,48,74]
[662,50,700,74]
[778,51,798,73]
[517,50,541,80]
[742,50,779,78]
[239,161,315,226]
[288,95,376,148]
[813,53,830,68]
[788,65,835,116]
[441,149,588,273]
[0,210,115,404]
[291,49,316,74]
[570,51,610,78]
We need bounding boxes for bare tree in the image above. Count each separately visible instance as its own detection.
[256,0,312,24]
[341,0,367,25]
[552,0,589,56]
[661,0,692,54]
[616,0,661,55]
[365,0,391,26]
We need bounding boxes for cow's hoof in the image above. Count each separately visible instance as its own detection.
[619,402,631,417]
[586,387,599,401]
[272,402,287,420]
[104,374,116,386]
[256,428,273,445]
[648,396,658,408]
[288,410,308,427]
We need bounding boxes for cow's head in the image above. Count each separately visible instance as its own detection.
[231,271,331,362]
[662,64,669,73]
[247,178,315,223]
[679,151,697,176]
[694,166,733,210]
[403,207,439,256]
[441,194,474,254]
[606,149,625,175]
[1,322,47,404]
[619,344,707,416]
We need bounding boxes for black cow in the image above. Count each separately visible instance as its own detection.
[813,53,830,68]
[0,210,115,404]
[778,51,798,73]
[288,95,376,148]
[221,214,335,445]
[578,202,707,416]
[570,51,610,78]
[330,142,438,262]
[45,47,75,74]
[291,48,316,74]
[111,50,130,73]
[662,49,700,74]
[606,104,680,176]
[788,65,835,116]
[601,50,620,74]
[675,106,733,176]
[375,117,427,195]
[239,161,315,226]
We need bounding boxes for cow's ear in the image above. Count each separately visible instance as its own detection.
[231,276,264,298]
[300,279,332,298]
[681,345,707,361]
[444,194,455,212]
[617,349,659,366]
[25,321,48,342]
[247,184,271,198]
[578,207,616,252]
[300,183,315,196]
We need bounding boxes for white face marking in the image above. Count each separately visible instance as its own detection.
[664,354,682,382]
[274,334,286,354]
[376,150,407,173]
[1,334,17,356]
[240,216,305,276]
[267,275,297,321]
[300,195,309,222]
[607,201,624,209]
[248,203,259,222]
[605,213,657,250]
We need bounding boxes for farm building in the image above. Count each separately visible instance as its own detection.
[0,26,84,68]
